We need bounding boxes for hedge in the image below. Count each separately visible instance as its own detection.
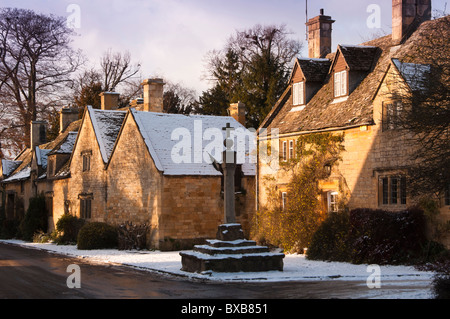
[307,207,429,265]
[77,222,118,250]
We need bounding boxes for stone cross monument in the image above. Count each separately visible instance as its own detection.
[180,122,285,273]
[222,123,237,224]
[210,122,238,224]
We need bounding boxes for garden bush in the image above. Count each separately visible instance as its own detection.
[77,222,118,250]
[55,213,85,244]
[416,252,450,299]
[307,207,428,265]
[0,218,20,239]
[19,195,47,241]
[307,211,351,262]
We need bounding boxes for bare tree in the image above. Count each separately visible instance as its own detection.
[0,8,83,151]
[100,49,141,92]
[389,16,450,197]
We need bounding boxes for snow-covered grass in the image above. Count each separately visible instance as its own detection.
[1,239,436,298]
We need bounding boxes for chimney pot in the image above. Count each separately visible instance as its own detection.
[228,102,246,126]
[59,107,79,133]
[99,92,120,110]
[142,78,165,113]
[392,0,431,44]
[306,10,335,58]
[31,121,47,150]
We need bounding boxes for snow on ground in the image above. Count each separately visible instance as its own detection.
[1,239,436,298]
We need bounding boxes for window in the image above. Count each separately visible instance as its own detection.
[293,82,305,105]
[79,194,93,219]
[45,192,53,217]
[445,183,450,206]
[289,140,294,159]
[80,198,92,219]
[400,176,407,205]
[282,141,287,161]
[82,151,91,172]
[327,191,339,213]
[382,101,402,131]
[281,192,287,211]
[379,176,407,206]
[334,70,347,97]
[381,177,389,205]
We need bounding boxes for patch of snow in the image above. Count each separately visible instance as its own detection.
[0,239,435,299]
[297,57,330,62]
[2,166,31,182]
[392,58,431,92]
[1,159,22,177]
[36,147,51,168]
[340,44,377,49]
[53,132,78,154]
[130,109,256,176]
[88,106,127,163]
[290,105,306,112]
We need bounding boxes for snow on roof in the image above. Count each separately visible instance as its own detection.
[88,106,127,163]
[392,58,431,92]
[2,166,31,183]
[130,109,256,176]
[35,147,51,168]
[49,132,78,155]
[1,159,22,177]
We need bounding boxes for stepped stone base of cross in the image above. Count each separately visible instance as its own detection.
[179,223,285,274]
[180,123,284,273]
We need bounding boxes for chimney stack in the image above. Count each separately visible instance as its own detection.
[392,0,431,45]
[306,9,335,59]
[31,121,47,150]
[228,102,246,126]
[142,78,165,113]
[99,92,120,110]
[59,107,79,133]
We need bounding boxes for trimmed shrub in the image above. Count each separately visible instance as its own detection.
[307,211,351,262]
[349,208,427,265]
[416,253,450,299]
[0,218,20,239]
[307,207,428,265]
[55,213,85,244]
[19,195,47,241]
[77,222,118,250]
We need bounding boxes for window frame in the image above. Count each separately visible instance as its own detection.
[327,191,339,213]
[444,183,450,206]
[282,141,287,162]
[379,175,407,207]
[80,198,92,219]
[81,150,92,172]
[382,101,403,131]
[79,193,93,220]
[289,140,294,159]
[334,70,348,97]
[292,82,305,106]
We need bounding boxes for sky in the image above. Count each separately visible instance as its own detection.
[2,0,448,95]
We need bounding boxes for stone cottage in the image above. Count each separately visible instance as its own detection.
[1,79,256,250]
[257,1,450,247]
[0,110,80,228]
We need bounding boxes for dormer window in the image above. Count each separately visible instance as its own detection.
[292,82,305,105]
[334,70,347,97]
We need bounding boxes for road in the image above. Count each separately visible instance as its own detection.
[0,242,432,300]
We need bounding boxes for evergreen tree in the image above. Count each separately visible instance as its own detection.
[198,24,302,128]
